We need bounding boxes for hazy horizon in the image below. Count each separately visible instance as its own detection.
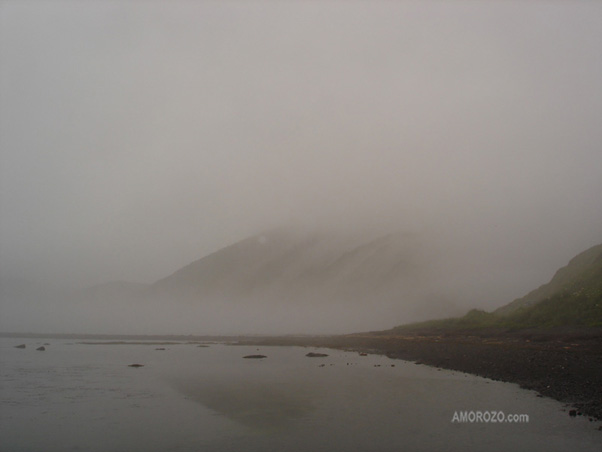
[1,1,601,334]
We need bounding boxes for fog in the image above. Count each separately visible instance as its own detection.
[1,1,601,334]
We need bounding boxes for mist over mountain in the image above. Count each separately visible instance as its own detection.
[146,228,470,333]
[1,2,601,336]
[2,226,601,335]
[153,229,424,305]
[0,228,475,335]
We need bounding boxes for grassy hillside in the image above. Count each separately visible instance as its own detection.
[391,243,602,332]
[496,244,602,316]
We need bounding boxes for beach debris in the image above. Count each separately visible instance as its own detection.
[36,346,46,351]
[569,410,577,417]
[243,355,267,359]
[305,352,328,358]
[14,344,26,349]
[128,364,144,368]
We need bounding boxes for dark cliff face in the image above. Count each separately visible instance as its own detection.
[495,244,602,316]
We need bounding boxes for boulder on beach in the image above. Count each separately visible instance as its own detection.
[243,355,267,359]
[36,346,46,351]
[305,352,329,358]
[14,344,26,349]
[128,364,144,368]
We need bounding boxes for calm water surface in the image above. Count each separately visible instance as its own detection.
[0,337,600,452]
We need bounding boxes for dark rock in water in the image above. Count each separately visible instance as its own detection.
[569,410,577,417]
[14,344,26,349]
[305,352,328,358]
[243,355,267,359]
[36,346,46,351]
[128,364,144,368]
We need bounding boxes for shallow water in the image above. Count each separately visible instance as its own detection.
[0,337,600,451]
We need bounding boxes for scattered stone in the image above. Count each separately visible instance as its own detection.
[318,364,325,367]
[305,352,329,358]
[14,344,26,349]
[197,345,209,348]
[359,353,368,356]
[391,364,395,367]
[128,364,144,368]
[243,355,267,359]
[415,361,422,365]
[569,410,577,417]
[36,346,46,351]
[155,348,166,350]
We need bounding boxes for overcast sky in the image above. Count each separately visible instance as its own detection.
[1,0,601,301]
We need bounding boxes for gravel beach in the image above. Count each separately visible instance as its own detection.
[239,329,602,422]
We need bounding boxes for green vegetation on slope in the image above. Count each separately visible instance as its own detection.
[496,244,602,316]
[392,243,602,332]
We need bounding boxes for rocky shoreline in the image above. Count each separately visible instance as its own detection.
[238,329,602,422]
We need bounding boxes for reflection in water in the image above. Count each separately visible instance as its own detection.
[172,376,317,431]
[3,340,601,452]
